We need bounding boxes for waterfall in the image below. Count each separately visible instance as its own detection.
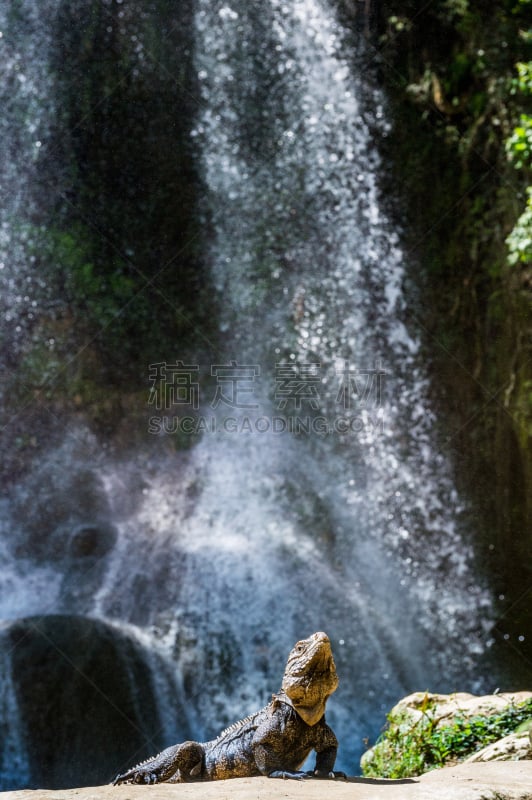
[0,0,63,369]
[0,634,30,790]
[0,0,495,789]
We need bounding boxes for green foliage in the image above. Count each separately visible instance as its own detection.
[362,698,532,779]
[18,341,64,397]
[506,113,532,168]
[428,702,532,762]
[443,0,469,19]
[506,187,532,262]
[31,223,140,335]
[387,15,412,33]
[505,2,532,264]
[515,61,532,94]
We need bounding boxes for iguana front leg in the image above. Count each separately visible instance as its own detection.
[253,744,310,780]
[311,742,338,777]
[112,741,204,785]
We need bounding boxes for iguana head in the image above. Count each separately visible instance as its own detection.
[281,631,338,726]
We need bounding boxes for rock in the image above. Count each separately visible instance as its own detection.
[386,690,532,729]
[2,615,187,790]
[361,691,532,778]
[464,729,532,763]
[5,761,532,800]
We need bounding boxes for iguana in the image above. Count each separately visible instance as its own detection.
[112,631,341,784]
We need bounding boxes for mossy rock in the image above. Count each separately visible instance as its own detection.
[361,691,532,779]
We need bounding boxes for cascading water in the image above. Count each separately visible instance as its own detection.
[1,0,497,790]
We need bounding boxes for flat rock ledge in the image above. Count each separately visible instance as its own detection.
[6,762,532,800]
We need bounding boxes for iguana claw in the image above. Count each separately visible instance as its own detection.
[112,769,154,785]
[269,769,311,780]
[308,769,347,779]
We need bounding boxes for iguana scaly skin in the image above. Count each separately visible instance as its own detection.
[112,631,340,784]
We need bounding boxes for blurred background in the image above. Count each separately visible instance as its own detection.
[0,0,530,789]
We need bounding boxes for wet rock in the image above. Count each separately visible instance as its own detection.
[5,615,171,789]
[67,523,117,559]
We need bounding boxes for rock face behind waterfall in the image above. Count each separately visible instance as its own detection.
[0,616,187,789]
